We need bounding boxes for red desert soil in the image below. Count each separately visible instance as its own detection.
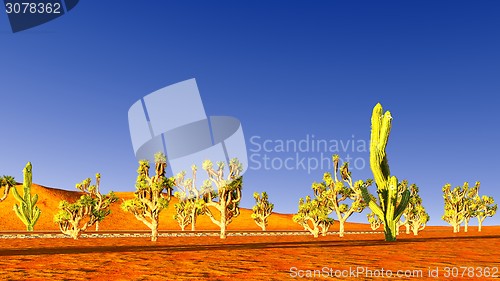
[0,184,499,280]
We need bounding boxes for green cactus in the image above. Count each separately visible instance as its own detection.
[360,103,410,242]
[12,162,41,232]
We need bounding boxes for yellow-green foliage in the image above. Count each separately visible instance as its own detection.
[360,103,410,242]
[12,162,41,231]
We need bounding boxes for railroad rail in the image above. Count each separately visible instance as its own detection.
[0,230,383,239]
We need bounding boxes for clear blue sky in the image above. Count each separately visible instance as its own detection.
[1,1,499,226]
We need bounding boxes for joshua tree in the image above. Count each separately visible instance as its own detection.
[122,152,174,241]
[0,175,16,202]
[442,182,470,233]
[462,182,480,232]
[367,212,382,230]
[12,162,41,231]
[318,155,372,237]
[173,166,205,231]
[201,158,243,239]
[251,192,274,231]
[54,174,117,239]
[474,194,497,232]
[360,103,410,242]
[293,196,334,237]
[399,182,429,235]
[173,199,193,231]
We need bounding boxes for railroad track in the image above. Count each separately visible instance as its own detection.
[0,230,383,239]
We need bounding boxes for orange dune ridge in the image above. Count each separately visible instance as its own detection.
[0,183,376,232]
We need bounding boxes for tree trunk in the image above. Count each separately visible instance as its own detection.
[453,223,460,233]
[191,212,196,231]
[405,224,410,234]
[151,219,158,242]
[261,222,266,231]
[339,221,345,238]
[464,219,469,232]
[95,221,99,232]
[478,217,484,232]
[312,228,319,238]
[220,208,227,239]
[412,225,419,236]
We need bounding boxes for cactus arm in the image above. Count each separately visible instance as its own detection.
[394,189,411,220]
[361,187,384,219]
[11,186,23,202]
[386,176,398,221]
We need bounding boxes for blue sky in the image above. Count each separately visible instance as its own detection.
[0,1,499,226]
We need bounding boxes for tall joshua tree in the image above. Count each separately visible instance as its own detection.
[12,162,41,231]
[122,152,174,241]
[251,192,274,231]
[0,175,16,202]
[319,155,372,237]
[201,158,243,239]
[360,103,410,242]
[173,165,205,231]
[442,182,470,233]
[54,174,117,239]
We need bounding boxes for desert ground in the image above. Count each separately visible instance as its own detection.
[0,184,499,280]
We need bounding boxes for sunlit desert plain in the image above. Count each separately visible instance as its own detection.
[0,184,499,280]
